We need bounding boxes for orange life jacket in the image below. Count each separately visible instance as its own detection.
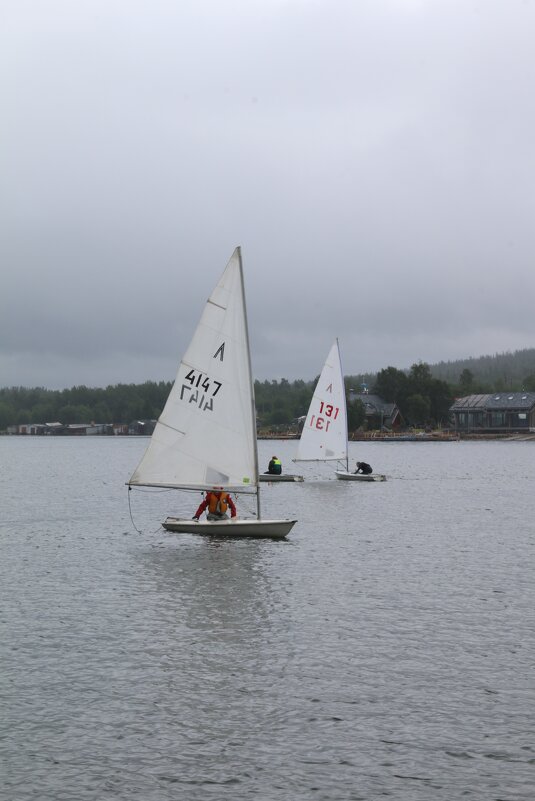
[208,492,229,515]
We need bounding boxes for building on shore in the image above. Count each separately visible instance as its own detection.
[348,390,403,431]
[450,392,535,434]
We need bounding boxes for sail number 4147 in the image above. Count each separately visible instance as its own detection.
[180,369,222,411]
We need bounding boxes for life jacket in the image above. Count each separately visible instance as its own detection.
[208,492,229,514]
[270,458,282,474]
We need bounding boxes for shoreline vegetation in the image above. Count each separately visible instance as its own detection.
[1,349,535,435]
[3,430,534,441]
[256,431,535,441]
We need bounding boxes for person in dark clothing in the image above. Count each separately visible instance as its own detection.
[355,461,373,475]
[266,456,282,475]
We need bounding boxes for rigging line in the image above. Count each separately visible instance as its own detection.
[127,487,143,534]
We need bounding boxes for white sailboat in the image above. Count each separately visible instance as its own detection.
[335,468,386,482]
[128,247,297,539]
[295,339,386,481]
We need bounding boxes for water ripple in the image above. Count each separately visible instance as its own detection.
[1,437,535,800]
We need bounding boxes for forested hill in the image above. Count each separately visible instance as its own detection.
[345,348,535,397]
[334,348,535,396]
[428,348,535,389]
[1,348,535,430]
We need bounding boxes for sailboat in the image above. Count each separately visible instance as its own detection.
[128,247,297,539]
[259,472,304,482]
[294,339,386,481]
[258,455,304,483]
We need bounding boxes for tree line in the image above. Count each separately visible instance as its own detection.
[0,382,172,431]
[2,348,535,432]
[431,347,535,390]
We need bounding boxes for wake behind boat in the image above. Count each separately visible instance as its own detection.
[127,248,297,540]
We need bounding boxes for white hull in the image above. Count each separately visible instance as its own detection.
[335,471,386,482]
[162,517,297,539]
[259,473,304,482]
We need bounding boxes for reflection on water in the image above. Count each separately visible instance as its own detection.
[1,436,535,800]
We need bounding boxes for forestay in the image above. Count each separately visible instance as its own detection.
[295,339,348,463]
[128,249,258,492]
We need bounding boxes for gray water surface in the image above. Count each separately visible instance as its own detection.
[1,437,534,800]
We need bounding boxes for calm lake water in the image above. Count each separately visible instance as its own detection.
[1,436,534,801]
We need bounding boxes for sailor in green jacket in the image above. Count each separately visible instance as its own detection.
[266,456,282,475]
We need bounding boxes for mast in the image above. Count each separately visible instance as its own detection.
[237,246,262,520]
[336,337,349,472]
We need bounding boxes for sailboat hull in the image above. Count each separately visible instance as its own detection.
[162,517,297,539]
[259,474,304,482]
[335,471,387,482]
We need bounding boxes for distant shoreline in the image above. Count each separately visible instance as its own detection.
[3,432,534,441]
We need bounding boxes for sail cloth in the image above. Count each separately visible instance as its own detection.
[129,248,258,491]
[295,339,348,462]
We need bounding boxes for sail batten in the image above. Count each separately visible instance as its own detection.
[157,420,186,435]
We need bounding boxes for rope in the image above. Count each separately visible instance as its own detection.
[127,486,143,534]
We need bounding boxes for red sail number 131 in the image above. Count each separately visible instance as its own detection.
[309,401,339,430]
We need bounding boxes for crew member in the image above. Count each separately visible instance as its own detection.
[193,490,237,521]
[355,461,373,475]
[266,456,282,475]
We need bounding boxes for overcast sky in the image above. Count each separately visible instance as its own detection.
[2,0,535,389]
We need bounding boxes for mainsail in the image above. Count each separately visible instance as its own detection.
[295,339,348,464]
[128,248,258,491]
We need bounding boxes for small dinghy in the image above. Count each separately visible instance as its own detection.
[334,471,386,482]
[294,339,386,482]
[128,248,297,540]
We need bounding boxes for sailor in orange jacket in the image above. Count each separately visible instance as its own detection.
[193,490,237,521]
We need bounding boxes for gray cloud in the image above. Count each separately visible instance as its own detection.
[2,0,535,388]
